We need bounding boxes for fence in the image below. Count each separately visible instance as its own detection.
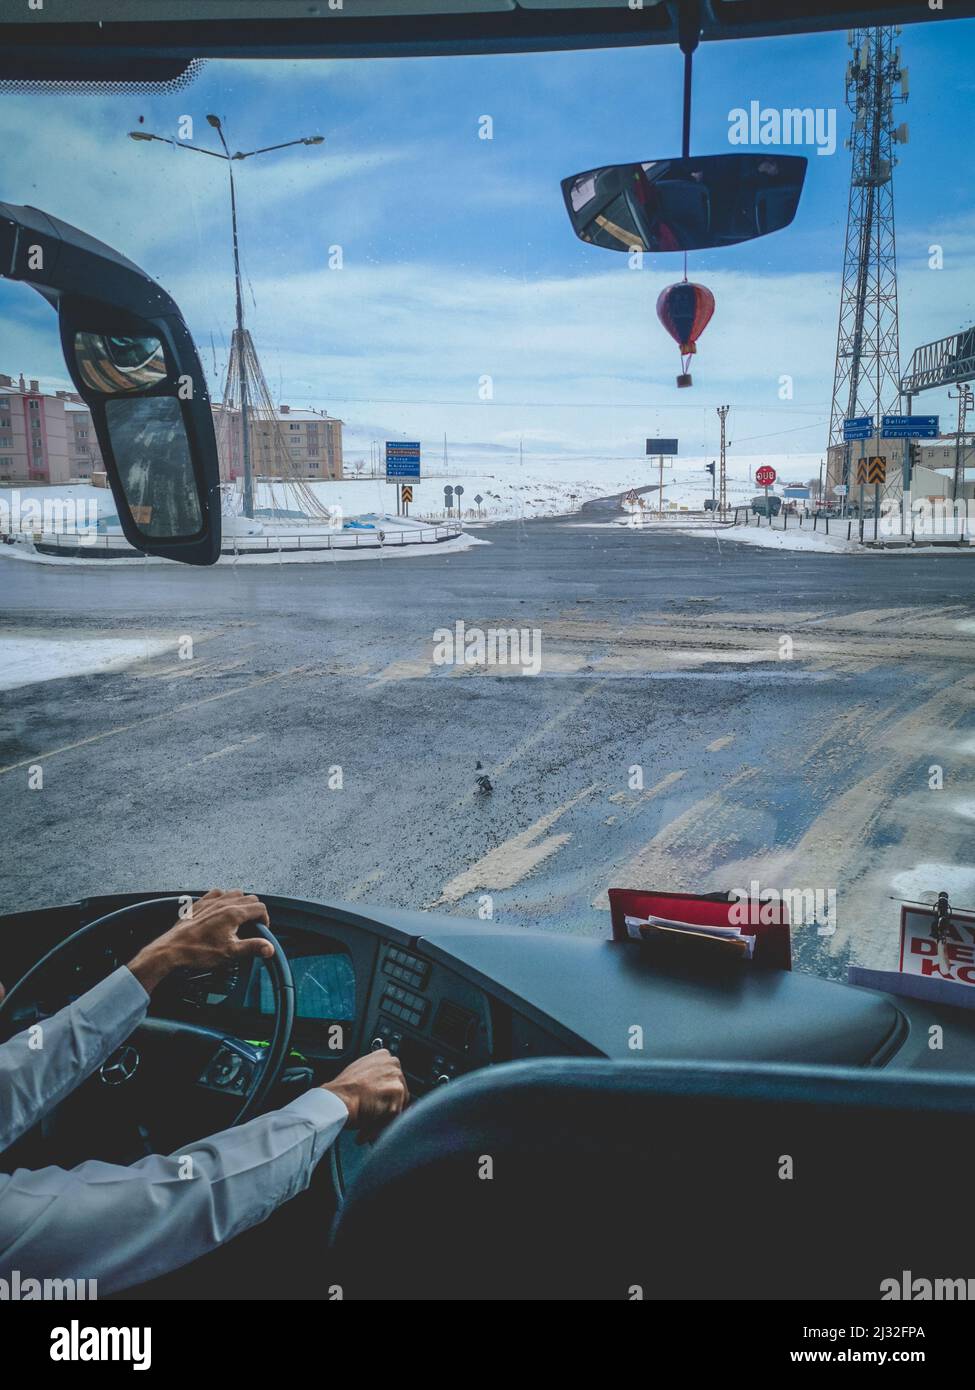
[9,522,464,560]
[730,506,972,546]
[731,506,853,541]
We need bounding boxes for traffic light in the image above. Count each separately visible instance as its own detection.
[706,461,716,475]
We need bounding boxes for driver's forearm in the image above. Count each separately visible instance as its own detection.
[0,1089,348,1295]
[0,967,149,1155]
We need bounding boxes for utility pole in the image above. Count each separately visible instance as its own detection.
[717,404,730,517]
[130,117,323,517]
[949,383,973,502]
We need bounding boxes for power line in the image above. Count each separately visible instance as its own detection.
[291,394,828,413]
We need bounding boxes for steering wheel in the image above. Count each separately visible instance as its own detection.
[0,896,294,1165]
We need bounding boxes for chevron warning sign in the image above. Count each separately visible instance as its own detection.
[856,456,886,485]
[401,485,413,503]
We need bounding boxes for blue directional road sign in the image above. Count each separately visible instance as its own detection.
[843,417,874,441]
[881,415,939,439]
[385,441,421,479]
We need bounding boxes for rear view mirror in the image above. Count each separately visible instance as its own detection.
[0,202,220,565]
[561,154,807,253]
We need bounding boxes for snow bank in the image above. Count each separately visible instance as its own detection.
[0,636,175,691]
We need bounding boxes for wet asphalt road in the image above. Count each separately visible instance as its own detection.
[3,498,975,978]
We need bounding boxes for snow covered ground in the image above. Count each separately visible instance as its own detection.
[0,529,486,567]
[0,453,815,534]
[334,455,767,522]
[0,636,176,691]
[586,514,861,554]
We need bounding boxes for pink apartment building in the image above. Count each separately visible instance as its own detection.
[0,373,102,485]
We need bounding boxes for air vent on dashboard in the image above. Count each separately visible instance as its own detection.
[432,1000,476,1053]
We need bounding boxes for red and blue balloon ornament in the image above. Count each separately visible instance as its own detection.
[655,278,715,388]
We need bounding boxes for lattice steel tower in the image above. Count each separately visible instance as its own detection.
[828,27,909,489]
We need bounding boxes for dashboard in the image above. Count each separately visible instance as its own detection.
[9,890,975,1118]
[0,894,583,1116]
[137,905,562,1099]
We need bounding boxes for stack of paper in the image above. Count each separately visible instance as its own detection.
[624,914,757,960]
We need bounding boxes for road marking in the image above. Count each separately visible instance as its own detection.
[593,766,760,905]
[0,666,307,776]
[195,734,264,765]
[706,735,735,752]
[158,658,252,681]
[430,784,597,906]
[367,658,432,687]
[640,769,687,801]
[343,868,384,902]
[444,683,603,812]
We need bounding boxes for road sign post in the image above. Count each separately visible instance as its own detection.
[755,465,776,524]
[443,484,454,518]
[386,441,421,481]
[843,417,874,441]
[881,414,938,439]
[647,439,678,519]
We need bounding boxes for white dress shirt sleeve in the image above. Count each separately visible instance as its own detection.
[0,1087,349,1294]
[0,965,150,1154]
[0,965,350,1294]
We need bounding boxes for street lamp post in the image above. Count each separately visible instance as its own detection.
[129,118,323,518]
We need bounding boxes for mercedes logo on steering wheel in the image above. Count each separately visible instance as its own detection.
[99,1044,140,1085]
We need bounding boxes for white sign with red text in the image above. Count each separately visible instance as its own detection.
[899,906,975,987]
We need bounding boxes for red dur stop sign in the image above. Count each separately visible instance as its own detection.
[755,466,777,487]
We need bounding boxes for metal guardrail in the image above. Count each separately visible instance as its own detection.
[5,522,464,559]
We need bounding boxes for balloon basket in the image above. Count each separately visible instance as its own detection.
[676,373,693,388]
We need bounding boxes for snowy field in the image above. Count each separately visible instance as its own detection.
[247,453,815,522]
[0,454,818,534]
[1,454,819,570]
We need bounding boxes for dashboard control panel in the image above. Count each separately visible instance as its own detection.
[366,944,492,1093]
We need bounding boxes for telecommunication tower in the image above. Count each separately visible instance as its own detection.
[827,27,909,498]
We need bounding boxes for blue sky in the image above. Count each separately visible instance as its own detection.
[2,17,974,470]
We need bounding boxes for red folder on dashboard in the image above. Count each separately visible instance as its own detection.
[607,888,791,970]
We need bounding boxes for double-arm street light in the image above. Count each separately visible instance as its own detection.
[129,116,324,517]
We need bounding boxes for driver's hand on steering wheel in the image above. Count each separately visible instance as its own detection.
[323,1049,410,1139]
[127,889,275,994]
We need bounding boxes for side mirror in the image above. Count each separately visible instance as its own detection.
[561,153,807,254]
[0,202,220,565]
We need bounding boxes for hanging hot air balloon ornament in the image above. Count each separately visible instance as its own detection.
[656,275,715,388]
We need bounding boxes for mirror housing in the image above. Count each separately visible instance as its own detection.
[562,154,807,254]
[0,202,220,565]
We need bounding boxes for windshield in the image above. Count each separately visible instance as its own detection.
[1,24,974,986]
